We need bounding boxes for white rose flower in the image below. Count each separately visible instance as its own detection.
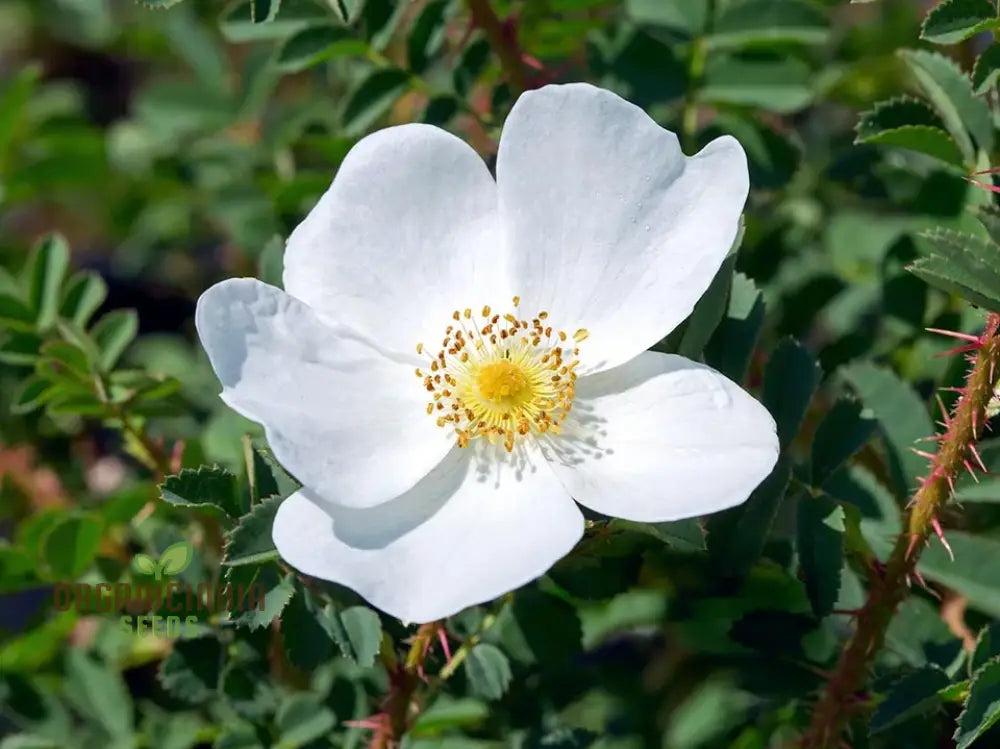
[196,83,779,624]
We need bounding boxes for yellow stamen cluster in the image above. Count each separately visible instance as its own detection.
[415,297,588,452]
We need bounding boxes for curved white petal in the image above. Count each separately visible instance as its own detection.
[283,124,509,354]
[196,278,451,508]
[542,352,778,522]
[272,443,583,623]
[496,83,749,373]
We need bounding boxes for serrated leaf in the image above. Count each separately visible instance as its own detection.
[220,661,276,720]
[159,540,194,576]
[678,254,737,361]
[157,636,223,703]
[220,0,327,43]
[911,229,1000,314]
[226,564,295,630]
[763,338,822,450]
[223,496,282,566]
[921,0,1000,45]
[342,68,411,136]
[492,589,582,669]
[275,25,366,73]
[280,585,337,670]
[972,622,1000,674]
[871,665,950,732]
[464,643,511,701]
[796,494,844,618]
[898,48,993,159]
[855,96,965,166]
[26,235,70,332]
[160,466,243,519]
[704,272,764,383]
[956,657,1000,748]
[91,309,138,372]
[339,606,382,668]
[709,0,829,49]
[701,56,814,113]
[810,397,877,486]
[973,43,1000,94]
[842,363,933,495]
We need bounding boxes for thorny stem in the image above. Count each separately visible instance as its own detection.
[466,0,526,94]
[802,313,1000,747]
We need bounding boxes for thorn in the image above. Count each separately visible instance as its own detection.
[936,394,952,426]
[970,443,989,472]
[946,473,956,494]
[911,448,938,461]
[935,343,982,358]
[344,714,388,731]
[973,166,1000,175]
[437,627,453,663]
[931,517,955,562]
[917,433,946,443]
[831,608,863,616]
[966,176,1000,194]
[972,410,980,439]
[964,459,980,482]
[913,568,941,599]
[925,327,982,343]
[906,533,922,560]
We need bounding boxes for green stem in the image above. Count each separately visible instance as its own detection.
[802,313,1000,747]
[681,37,707,153]
[466,0,526,94]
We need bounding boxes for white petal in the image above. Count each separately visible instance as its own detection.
[196,278,451,508]
[543,352,778,522]
[496,83,749,373]
[272,443,583,623]
[283,124,509,353]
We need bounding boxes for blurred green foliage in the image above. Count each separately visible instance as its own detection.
[5,0,1000,747]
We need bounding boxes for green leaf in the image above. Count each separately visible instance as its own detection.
[223,495,282,566]
[678,254,738,361]
[921,0,1000,45]
[251,0,281,23]
[842,363,933,495]
[464,643,512,701]
[871,666,950,732]
[762,338,821,450]
[275,25,367,73]
[898,48,993,158]
[810,397,877,486]
[796,494,844,618]
[972,622,1000,674]
[39,513,103,579]
[59,272,107,328]
[0,65,40,174]
[910,229,1000,315]
[275,693,336,748]
[342,68,411,136]
[709,0,829,49]
[38,340,92,382]
[855,97,964,167]
[160,466,243,519]
[220,0,327,43]
[956,657,1000,748]
[90,309,138,372]
[158,636,223,703]
[280,585,338,670]
[625,0,708,35]
[408,0,449,74]
[915,531,1000,617]
[226,564,295,630]
[10,376,58,415]
[493,589,582,669]
[0,293,34,332]
[26,235,70,332]
[159,540,194,576]
[706,455,793,578]
[452,37,490,97]
[63,650,133,738]
[973,43,1000,94]
[704,272,764,383]
[701,56,813,114]
[413,695,489,734]
[617,518,707,552]
[339,606,382,668]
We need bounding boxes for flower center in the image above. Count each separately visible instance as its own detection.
[416,297,588,452]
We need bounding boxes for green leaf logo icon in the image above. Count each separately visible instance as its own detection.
[159,541,193,576]
[131,541,193,580]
